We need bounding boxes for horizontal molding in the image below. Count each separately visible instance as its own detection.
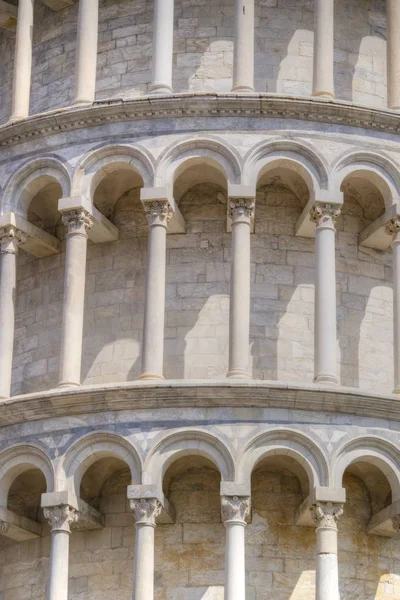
[0,380,399,426]
[1,93,400,149]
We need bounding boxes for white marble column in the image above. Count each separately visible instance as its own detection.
[130,498,162,600]
[139,201,172,380]
[221,496,250,600]
[0,226,26,399]
[150,0,174,94]
[9,0,34,121]
[58,209,93,388]
[313,0,335,99]
[227,199,254,379]
[311,501,343,600]
[387,0,400,110]
[386,218,400,392]
[232,0,255,92]
[44,505,78,600]
[311,203,340,385]
[73,0,99,105]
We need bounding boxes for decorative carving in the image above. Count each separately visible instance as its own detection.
[0,225,27,255]
[143,201,173,228]
[385,217,400,237]
[62,209,93,235]
[229,199,255,225]
[221,495,251,524]
[392,515,400,533]
[44,505,78,533]
[0,520,8,533]
[310,502,343,530]
[310,203,341,228]
[130,498,162,526]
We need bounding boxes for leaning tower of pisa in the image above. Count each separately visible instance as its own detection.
[1,0,400,598]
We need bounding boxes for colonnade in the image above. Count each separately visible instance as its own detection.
[42,493,343,600]
[6,0,400,122]
[2,195,400,397]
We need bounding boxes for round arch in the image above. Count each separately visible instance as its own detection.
[59,432,142,496]
[155,136,242,192]
[333,436,400,502]
[2,156,71,217]
[238,429,330,493]
[243,139,330,194]
[331,150,400,208]
[143,429,236,486]
[72,143,155,202]
[0,443,54,507]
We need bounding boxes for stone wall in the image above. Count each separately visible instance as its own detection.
[0,0,389,125]
[1,466,399,600]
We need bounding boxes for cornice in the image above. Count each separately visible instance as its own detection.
[1,380,400,427]
[0,93,400,149]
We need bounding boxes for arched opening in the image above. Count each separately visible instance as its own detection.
[7,467,46,522]
[337,169,391,390]
[164,156,231,379]
[251,160,314,383]
[248,454,315,599]
[158,454,224,597]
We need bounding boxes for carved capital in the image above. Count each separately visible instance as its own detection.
[62,209,93,236]
[0,225,27,255]
[385,217,400,237]
[130,498,162,526]
[44,505,78,533]
[229,199,255,225]
[310,203,341,228]
[221,495,251,524]
[392,515,400,533]
[0,520,8,533]
[143,200,173,228]
[310,501,343,530]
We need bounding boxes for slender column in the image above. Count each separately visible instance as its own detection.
[386,218,400,392]
[58,209,93,388]
[232,0,255,92]
[311,203,341,385]
[44,505,78,600]
[9,0,34,121]
[0,226,26,399]
[227,199,254,379]
[150,0,174,94]
[221,496,250,600]
[311,501,343,600]
[73,0,99,105]
[130,498,162,600]
[313,0,335,99]
[139,201,172,380]
[387,0,400,110]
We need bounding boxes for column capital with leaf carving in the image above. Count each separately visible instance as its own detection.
[221,495,251,525]
[44,504,78,533]
[0,225,27,255]
[310,202,341,230]
[130,498,163,527]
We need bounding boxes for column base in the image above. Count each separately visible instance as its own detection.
[57,381,81,389]
[312,90,335,100]
[226,369,252,379]
[7,114,27,124]
[231,85,255,93]
[72,99,94,107]
[138,372,165,381]
[393,386,400,394]
[313,374,339,385]
[149,84,173,95]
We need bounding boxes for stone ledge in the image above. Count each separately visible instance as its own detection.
[1,380,400,426]
[1,93,400,149]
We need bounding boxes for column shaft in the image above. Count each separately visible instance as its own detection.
[227,199,254,378]
[311,502,343,600]
[232,0,255,92]
[10,0,34,121]
[0,227,25,399]
[393,231,400,391]
[58,210,92,387]
[150,0,174,94]
[221,496,250,600]
[387,0,400,110]
[140,201,172,380]
[312,204,340,384]
[44,505,77,600]
[130,499,162,600]
[313,0,335,98]
[73,0,99,105]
